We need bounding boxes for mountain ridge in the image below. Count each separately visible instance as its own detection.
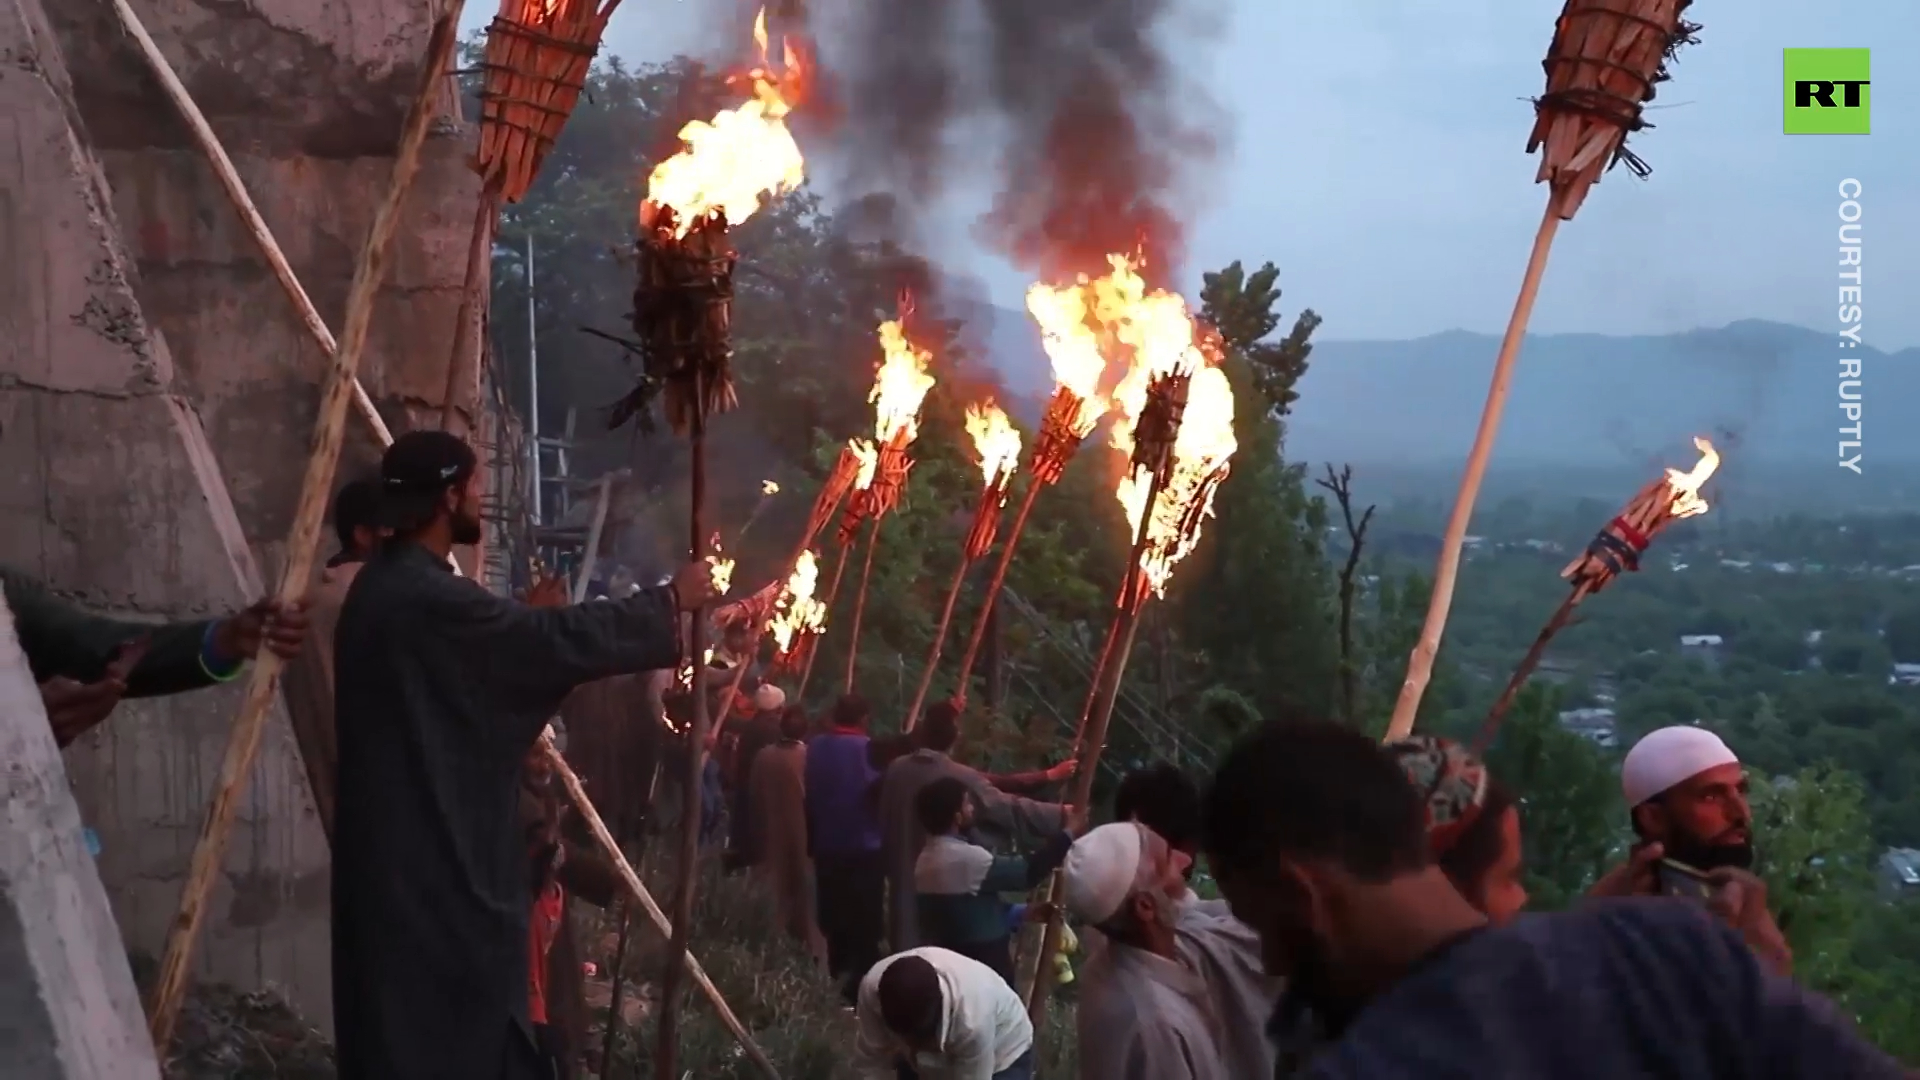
[957,304,1916,467]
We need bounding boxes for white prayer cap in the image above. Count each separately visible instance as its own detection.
[1621,725,1739,806]
[1062,823,1148,925]
[755,683,787,712]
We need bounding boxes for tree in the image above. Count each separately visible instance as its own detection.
[1475,685,1622,908]
[1170,261,1336,723]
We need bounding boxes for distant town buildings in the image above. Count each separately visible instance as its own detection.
[1679,634,1726,667]
[1557,707,1618,748]
[1882,847,1920,898]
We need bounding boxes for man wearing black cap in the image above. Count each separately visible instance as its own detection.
[330,430,715,1080]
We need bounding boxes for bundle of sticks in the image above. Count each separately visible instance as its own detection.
[1473,436,1720,750]
[626,203,740,434]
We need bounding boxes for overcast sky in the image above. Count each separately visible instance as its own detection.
[465,0,1916,347]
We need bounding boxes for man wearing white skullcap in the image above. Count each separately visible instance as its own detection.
[1598,725,1791,976]
[1062,822,1229,1080]
[1620,725,1752,873]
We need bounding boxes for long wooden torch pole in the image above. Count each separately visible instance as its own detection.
[1025,461,1172,1023]
[1386,198,1563,742]
[542,733,777,1077]
[950,477,1044,706]
[440,190,501,432]
[842,515,883,694]
[143,10,462,1050]
[656,371,712,1078]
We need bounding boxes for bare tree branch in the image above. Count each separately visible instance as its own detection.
[1316,464,1375,727]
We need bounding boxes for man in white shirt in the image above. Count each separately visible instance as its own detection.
[1062,822,1230,1080]
[853,947,1034,1079]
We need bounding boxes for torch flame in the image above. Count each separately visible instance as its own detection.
[964,402,1022,489]
[707,553,735,595]
[1026,254,1207,444]
[872,317,937,443]
[848,439,879,489]
[1664,437,1719,518]
[641,8,808,237]
[1116,346,1237,599]
[768,550,828,653]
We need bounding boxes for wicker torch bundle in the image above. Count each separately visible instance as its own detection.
[1529,0,1700,217]
[632,204,741,435]
[477,0,619,202]
[1031,387,1097,485]
[963,482,1010,562]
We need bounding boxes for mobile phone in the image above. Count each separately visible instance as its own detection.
[1655,857,1715,900]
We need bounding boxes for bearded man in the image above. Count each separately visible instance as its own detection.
[331,430,714,1080]
[1591,726,1791,976]
[1063,821,1229,1080]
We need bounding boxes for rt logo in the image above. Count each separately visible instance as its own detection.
[1784,48,1869,134]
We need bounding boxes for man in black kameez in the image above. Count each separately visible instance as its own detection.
[331,431,714,1080]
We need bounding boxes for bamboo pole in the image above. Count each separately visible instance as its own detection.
[144,10,463,1049]
[597,750,663,1080]
[110,0,392,448]
[1384,201,1562,742]
[951,478,1043,706]
[655,371,712,1079]
[904,555,971,732]
[440,191,500,432]
[541,736,777,1077]
[843,516,883,694]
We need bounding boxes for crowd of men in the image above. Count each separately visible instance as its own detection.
[9,427,1913,1079]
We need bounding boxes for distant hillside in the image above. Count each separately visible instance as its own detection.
[1288,320,1918,468]
[962,307,1918,476]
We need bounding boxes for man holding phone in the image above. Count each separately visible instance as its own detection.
[1593,725,1792,976]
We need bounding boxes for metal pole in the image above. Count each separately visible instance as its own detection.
[527,232,542,527]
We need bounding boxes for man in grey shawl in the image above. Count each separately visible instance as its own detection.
[1061,821,1230,1080]
[1115,763,1278,1078]
[878,700,1073,950]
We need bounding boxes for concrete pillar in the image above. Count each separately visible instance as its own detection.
[1,0,477,1030]
[0,591,162,1080]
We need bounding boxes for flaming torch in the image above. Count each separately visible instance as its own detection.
[631,13,806,1076]
[1388,0,1701,742]
[796,441,878,699]
[902,402,1022,730]
[946,264,1118,705]
[1025,265,1238,1022]
[1472,437,1718,752]
[442,0,625,434]
[836,307,937,694]
[768,550,830,671]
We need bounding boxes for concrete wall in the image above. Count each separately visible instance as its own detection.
[1,0,479,1031]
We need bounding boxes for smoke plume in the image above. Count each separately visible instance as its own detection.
[821,0,1220,287]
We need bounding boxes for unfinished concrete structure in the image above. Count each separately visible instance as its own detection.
[0,591,161,1078]
[1,0,482,1031]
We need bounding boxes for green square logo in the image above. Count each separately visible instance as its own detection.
[1784,49,1869,134]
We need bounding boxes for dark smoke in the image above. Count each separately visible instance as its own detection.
[824,0,1219,287]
